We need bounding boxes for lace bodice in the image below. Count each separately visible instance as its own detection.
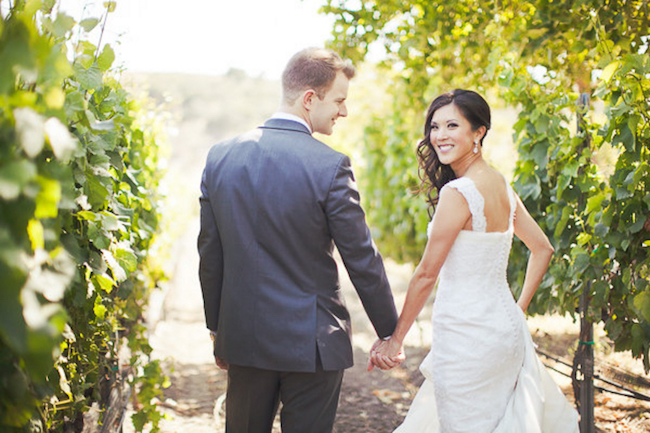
[427,177,516,291]
[427,176,516,235]
[447,177,489,232]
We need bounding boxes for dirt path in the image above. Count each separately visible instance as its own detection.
[126,217,650,432]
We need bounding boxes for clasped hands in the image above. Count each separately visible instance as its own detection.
[367,337,405,371]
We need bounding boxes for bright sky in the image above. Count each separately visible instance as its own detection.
[58,0,337,79]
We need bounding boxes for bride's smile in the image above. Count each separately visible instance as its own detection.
[429,103,482,172]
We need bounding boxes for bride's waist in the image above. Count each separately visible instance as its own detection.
[436,277,509,291]
[433,282,514,311]
[440,264,507,279]
[431,292,521,330]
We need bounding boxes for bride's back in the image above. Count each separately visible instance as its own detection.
[464,167,512,233]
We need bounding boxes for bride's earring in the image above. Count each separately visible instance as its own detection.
[473,140,479,154]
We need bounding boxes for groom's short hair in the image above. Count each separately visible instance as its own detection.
[281,47,355,105]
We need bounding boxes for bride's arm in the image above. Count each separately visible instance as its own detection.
[371,187,468,368]
[512,194,554,312]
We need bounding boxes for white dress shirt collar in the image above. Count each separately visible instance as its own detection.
[271,112,312,133]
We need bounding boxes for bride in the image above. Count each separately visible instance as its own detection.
[370,89,579,432]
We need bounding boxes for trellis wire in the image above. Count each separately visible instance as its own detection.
[536,348,650,403]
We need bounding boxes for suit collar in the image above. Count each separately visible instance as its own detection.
[270,112,312,132]
[260,118,312,136]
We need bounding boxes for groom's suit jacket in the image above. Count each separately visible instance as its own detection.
[198,118,397,372]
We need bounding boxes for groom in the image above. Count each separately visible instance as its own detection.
[198,47,399,432]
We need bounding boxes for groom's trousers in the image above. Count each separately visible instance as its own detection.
[225,356,344,433]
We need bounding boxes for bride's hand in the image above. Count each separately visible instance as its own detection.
[367,338,405,371]
[367,338,384,371]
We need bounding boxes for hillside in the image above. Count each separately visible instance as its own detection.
[122,70,282,225]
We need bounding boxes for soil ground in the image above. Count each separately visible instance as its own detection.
[124,218,650,433]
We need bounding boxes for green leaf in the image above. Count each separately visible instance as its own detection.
[526,28,548,39]
[52,13,76,38]
[629,213,645,234]
[13,107,45,158]
[114,246,138,273]
[90,119,115,131]
[577,232,591,246]
[600,60,620,83]
[56,365,72,398]
[79,18,100,32]
[98,211,120,231]
[131,411,148,431]
[27,219,44,251]
[534,115,550,134]
[621,238,630,251]
[44,117,78,162]
[0,160,37,200]
[104,1,117,13]
[0,21,35,94]
[94,273,115,293]
[85,175,111,209]
[586,194,605,214]
[614,185,633,200]
[613,123,634,152]
[594,223,609,238]
[554,206,572,238]
[93,301,107,320]
[65,89,86,117]
[561,159,580,178]
[74,63,103,90]
[34,176,61,219]
[102,250,127,282]
[23,326,61,380]
[44,86,65,109]
[630,324,646,357]
[556,174,571,198]
[97,44,115,72]
[593,280,609,305]
[88,221,111,250]
[572,250,590,275]
[633,162,648,185]
[0,268,28,353]
[531,142,549,167]
[517,179,541,201]
[76,210,97,221]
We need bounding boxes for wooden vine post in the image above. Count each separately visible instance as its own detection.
[578,283,595,432]
[575,93,595,433]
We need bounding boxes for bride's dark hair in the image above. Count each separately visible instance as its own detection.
[416,89,491,210]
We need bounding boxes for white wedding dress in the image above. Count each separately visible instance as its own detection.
[394,177,579,433]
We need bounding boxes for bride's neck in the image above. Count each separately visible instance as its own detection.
[452,155,485,177]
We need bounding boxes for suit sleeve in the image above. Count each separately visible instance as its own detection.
[198,166,224,332]
[325,155,398,338]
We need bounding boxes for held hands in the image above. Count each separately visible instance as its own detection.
[210,332,229,370]
[367,337,405,371]
[214,355,229,370]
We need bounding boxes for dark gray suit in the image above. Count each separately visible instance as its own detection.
[198,118,397,431]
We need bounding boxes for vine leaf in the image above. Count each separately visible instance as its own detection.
[0,160,37,200]
[634,292,650,323]
[45,117,79,162]
[14,108,45,158]
[600,60,620,83]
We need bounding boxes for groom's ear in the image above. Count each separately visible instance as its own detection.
[302,89,316,111]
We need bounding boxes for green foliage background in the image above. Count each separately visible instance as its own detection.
[1,1,168,431]
[321,0,650,370]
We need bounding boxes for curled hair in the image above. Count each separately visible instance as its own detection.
[281,47,355,104]
[416,89,491,211]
